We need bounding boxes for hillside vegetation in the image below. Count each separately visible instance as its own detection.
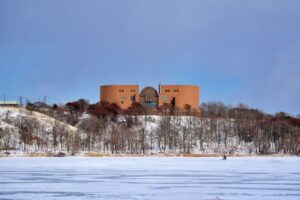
[0,100,299,156]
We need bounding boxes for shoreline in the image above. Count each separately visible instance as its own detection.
[0,152,298,158]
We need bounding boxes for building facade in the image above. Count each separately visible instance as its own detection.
[100,85,139,110]
[100,84,200,111]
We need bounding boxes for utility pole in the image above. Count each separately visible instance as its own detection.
[19,96,23,107]
[159,82,161,93]
[43,96,48,105]
[26,99,30,107]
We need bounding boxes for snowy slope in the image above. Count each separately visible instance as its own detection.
[0,108,280,155]
[0,107,76,132]
[0,107,77,153]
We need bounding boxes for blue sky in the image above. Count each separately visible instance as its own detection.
[0,0,300,115]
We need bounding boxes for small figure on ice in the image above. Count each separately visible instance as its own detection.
[222,154,227,160]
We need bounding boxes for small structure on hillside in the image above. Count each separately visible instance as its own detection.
[0,101,20,107]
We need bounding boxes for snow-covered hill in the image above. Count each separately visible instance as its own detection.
[0,107,76,132]
[1,107,294,156]
[0,107,77,154]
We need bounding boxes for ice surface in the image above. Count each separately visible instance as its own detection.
[0,157,299,200]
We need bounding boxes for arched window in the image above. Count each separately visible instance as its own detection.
[146,93,151,102]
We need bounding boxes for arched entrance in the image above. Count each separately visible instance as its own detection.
[140,87,159,108]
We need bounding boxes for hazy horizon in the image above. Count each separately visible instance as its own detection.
[1,1,299,115]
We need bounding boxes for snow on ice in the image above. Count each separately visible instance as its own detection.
[0,157,299,200]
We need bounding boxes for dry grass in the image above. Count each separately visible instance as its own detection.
[83,153,289,158]
[84,152,228,157]
[1,151,295,158]
[176,153,222,157]
[28,152,55,157]
[84,152,110,157]
[84,153,154,157]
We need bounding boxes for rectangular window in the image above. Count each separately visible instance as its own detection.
[131,95,136,102]
[162,96,168,102]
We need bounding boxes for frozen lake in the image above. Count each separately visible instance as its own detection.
[0,157,299,200]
